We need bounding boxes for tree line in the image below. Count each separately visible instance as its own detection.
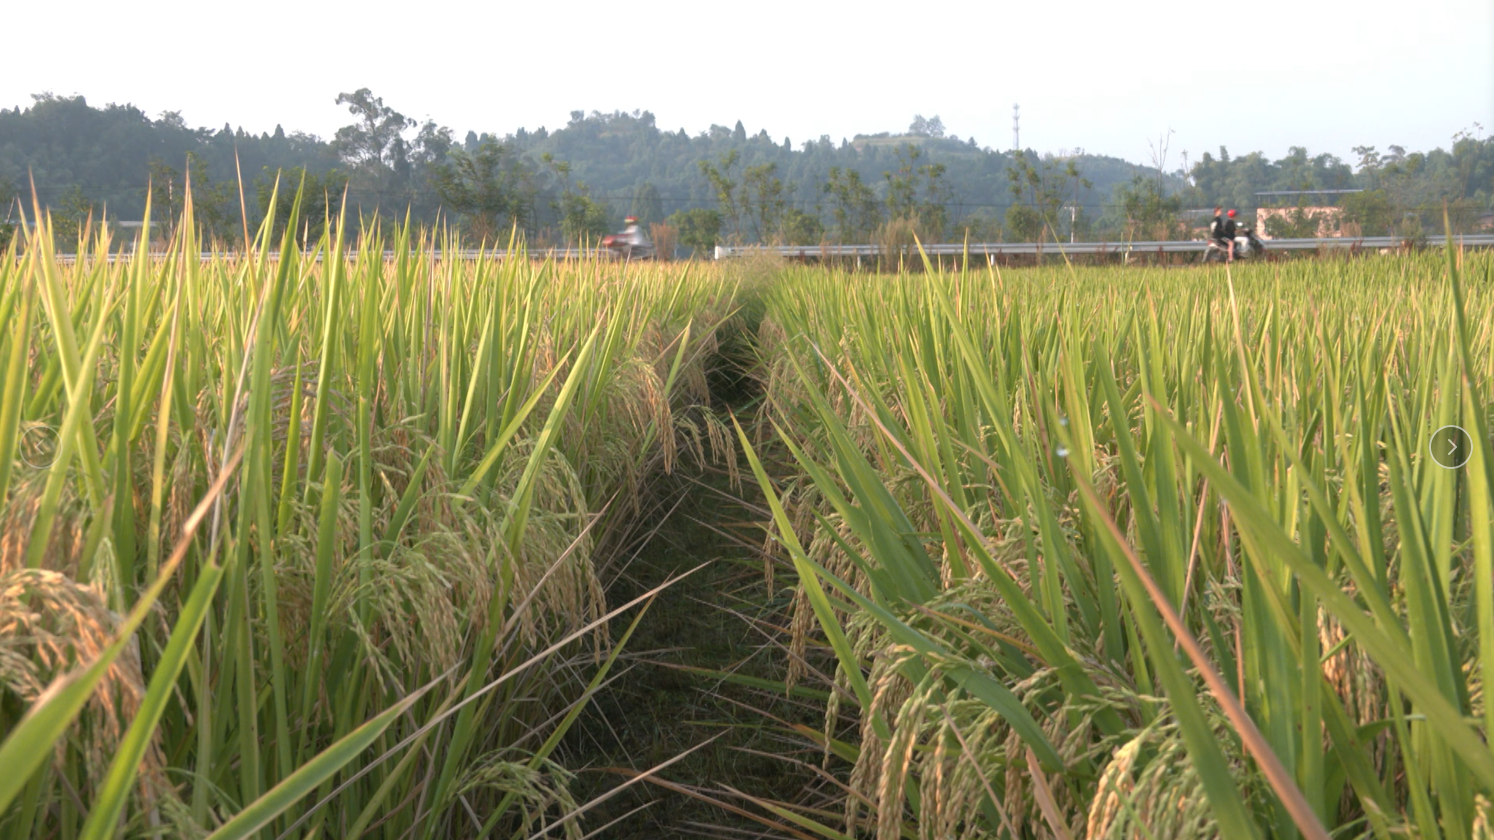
[1,91,1489,252]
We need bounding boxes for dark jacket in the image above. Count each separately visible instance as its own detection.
[1210,214,1225,240]
[1222,218,1238,239]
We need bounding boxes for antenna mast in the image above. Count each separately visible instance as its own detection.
[1012,103,1020,151]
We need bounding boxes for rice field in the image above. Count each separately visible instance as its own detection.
[745,248,1494,839]
[0,192,738,839]
[3,188,1494,840]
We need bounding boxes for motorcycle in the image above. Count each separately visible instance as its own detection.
[1201,225,1266,263]
[601,219,656,261]
[600,235,655,260]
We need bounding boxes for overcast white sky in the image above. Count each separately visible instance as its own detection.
[5,0,1491,169]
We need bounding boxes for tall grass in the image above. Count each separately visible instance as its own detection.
[744,248,1494,838]
[0,187,736,839]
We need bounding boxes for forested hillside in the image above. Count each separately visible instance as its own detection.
[1,91,1489,249]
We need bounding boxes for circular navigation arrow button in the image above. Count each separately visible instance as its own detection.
[1429,425,1472,470]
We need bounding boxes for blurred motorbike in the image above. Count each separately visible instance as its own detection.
[1201,225,1266,263]
[601,216,655,260]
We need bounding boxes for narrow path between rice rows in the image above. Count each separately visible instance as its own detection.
[561,332,819,838]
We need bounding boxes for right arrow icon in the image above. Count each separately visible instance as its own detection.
[1431,425,1471,470]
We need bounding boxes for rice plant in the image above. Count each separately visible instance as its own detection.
[0,185,737,839]
[9,186,1494,840]
[743,247,1494,838]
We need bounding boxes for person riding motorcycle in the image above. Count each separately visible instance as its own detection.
[1221,209,1239,261]
[1208,207,1229,261]
[621,216,646,249]
[602,216,654,259]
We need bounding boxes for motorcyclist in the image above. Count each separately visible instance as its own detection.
[606,216,651,259]
[621,216,647,250]
[1209,206,1225,243]
[1222,209,1239,261]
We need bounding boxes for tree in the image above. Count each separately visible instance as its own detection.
[332,89,416,201]
[0,178,16,251]
[667,208,723,256]
[630,182,665,226]
[543,153,611,242]
[410,120,454,169]
[885,148,919,220]
[1352,145,1382,177]
[431,140,540,245]
[823,167,881,242]
[1263,206,1329,239]
[1004,204,1044,242]
[408,119,456,216]
[780,208,824,245]
[1111,174,1183,239]
[147,153,237,243]
[1186,144,1364,219]
[254,167,350,247]
[698,151,742,240]
[147,158,188,231]
[883,144,952,239]
[51,186,98,247]
[333,89,413,169]
[650,222,677,259]
[558,188,611,242]
[9,90,1492,244]
[1339,189,1393,236]
[1006,152,1089,241]
[957,209,1003,242]
[742,163,787,242]
[908,115,945,138]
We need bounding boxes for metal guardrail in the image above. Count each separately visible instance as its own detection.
[47,247,610,264]
[712,234,1494,259]
[36,234,1494,264]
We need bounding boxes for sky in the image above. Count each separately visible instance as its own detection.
[4,0,1492,170]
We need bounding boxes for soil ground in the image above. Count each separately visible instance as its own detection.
[561,313,829,838]
[561,460,821,838]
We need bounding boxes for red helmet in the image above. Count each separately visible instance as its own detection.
[624,216,638,224]
[1227,209,1237,218]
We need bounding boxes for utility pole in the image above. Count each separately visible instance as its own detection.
[1012,103,1020,151]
